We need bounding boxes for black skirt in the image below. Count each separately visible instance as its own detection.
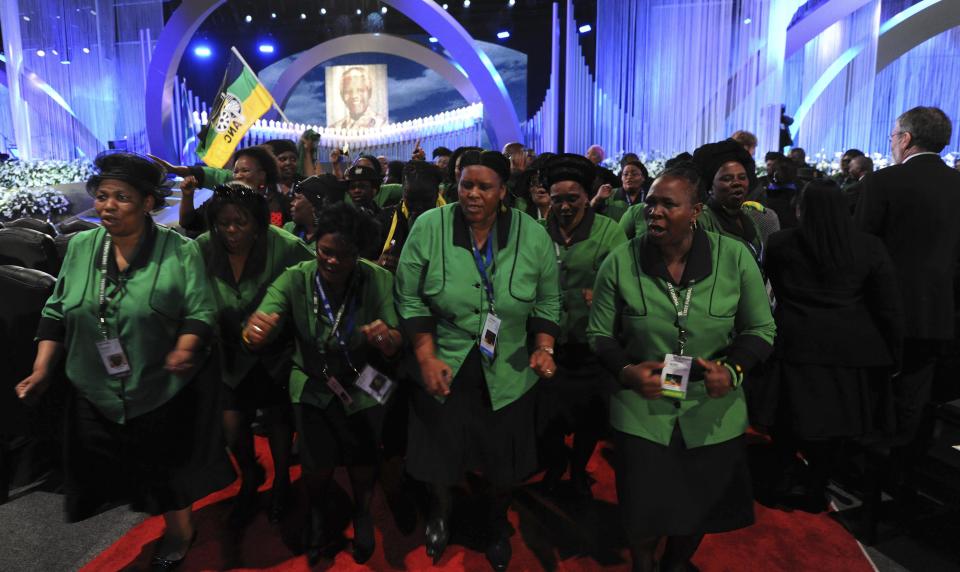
[536,348,610,436]
[748,359,896,440]
[614,426,754,537]
[64,358,235,522]
[220,361,290,413]
[407,348,539,487]
[293,400,384,470]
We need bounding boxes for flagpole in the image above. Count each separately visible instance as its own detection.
[230,46,291,124]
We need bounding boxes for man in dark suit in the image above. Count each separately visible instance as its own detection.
[842,155,873,215]
[856,106,960,494]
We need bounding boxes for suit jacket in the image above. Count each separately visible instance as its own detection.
[855,154,960,340]
[764,229,903,368]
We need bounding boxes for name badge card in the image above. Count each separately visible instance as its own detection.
[355,365,396,404]
[95,338,132,377]
[326,375,354,406]
[479,313,501,359]
[661,353,692,399]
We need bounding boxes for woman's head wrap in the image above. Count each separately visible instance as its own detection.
[85,151,170,208]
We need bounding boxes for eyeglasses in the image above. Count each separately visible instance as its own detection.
[889,130,906,141]
[550,194,581,205]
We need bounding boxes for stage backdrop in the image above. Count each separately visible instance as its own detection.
[325,64,389,129]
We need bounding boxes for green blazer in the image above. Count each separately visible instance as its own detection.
[194,225,313,388]
[587,229,775,447]
[375,183,403,208]
[394,203,561,410]
[255,258,398,414]
[37,221,215,424]
[596,188,643,223]
[696,202,764,263]
[282,221,317,247]
[617,202,648,239]
[542,211,627,345]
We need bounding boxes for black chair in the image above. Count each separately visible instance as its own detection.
[57,218,98,235]
[0,265,57,504]
[53,233,77,263]
[0,227,60,276]
[5,217,57,237]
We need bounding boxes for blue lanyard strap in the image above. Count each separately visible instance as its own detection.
[313,271,358,374]
[470,230,496,314]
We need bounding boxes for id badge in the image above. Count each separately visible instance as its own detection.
[660,353,692,399]
[326,375,354,406]
[355,364,396,404]
[479,312,502,359]
[95,338,132,377]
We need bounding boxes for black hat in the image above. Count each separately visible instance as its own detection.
[294,175,346,210]
[447,145,483,182]
[263,139,297,157]
[692,139,758,193]
[458,149,510,183]
[432,146,452,159]
[542,153,596,193]
[346,165,381,184]
[206,182,270,230]
[86,151,170,207]
[357,154,382,179]
[403,161,443,202]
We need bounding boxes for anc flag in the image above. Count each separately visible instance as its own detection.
[196,49,275,168]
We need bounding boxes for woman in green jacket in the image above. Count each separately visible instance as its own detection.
[195,183,313,526]
[16,152,234,571]
[537,154,627,496]
[395,150,560,571]
[587,167,775,572]
[243,202,401,565]
[591,160,649,222]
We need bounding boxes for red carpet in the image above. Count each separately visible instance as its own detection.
[80,436,875,571]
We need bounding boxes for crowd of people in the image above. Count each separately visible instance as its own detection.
[12,105,960,572]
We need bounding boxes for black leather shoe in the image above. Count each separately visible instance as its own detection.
[268,483,289,524]
[485,534,512,572]
[352,512,375,564]
[150,531,196,571]
[424,516,450,565]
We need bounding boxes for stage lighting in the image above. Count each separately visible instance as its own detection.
[270,12,276,19]
[464,0,471,7]
[193,45,212,58]
[320,8,327,15]
[429,37,439,43]
[244,14,252,23]
[60,59,71,65]
[82,47,90,54]
[22,15,30,21]
[743,18,752,24]
[51,49,59,56]
[258,44,275,54]
[36,49,45,57]
[508,0,516,6]
[578,24,592,34]
[382,6,388,14]
[442,4,449,10]
[356,9,362,15]
[300,13,307,20]
[497,31,510,39]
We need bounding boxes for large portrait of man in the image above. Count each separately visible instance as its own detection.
[325,64,388,130]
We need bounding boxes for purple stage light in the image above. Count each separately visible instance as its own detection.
[497,31,510,39]
[193,45,212,58]
[258,43,275,54]
[578,24,592,34]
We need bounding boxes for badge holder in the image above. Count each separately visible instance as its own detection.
[660,353,692,399]
[355,364,396,404]
[96,338,132,377]
[479,312,501,359]
[326,375,354,406]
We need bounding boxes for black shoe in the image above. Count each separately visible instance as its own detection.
[304,507,326,566]
[150,530,197,571]
[268,482,289,524]
[229,489,259,528]
[352,512,375,564]
[424,516,450,565]
[485,534,512,572]
[570,469,594,498]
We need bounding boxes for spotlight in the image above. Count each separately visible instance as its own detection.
[244,14,252,23]
[193,45,212,58]
[89,9,96,15]
[60,59,71,65]
[22,15,30,21]
[497,31,510,39]
[463,0,471,6]
[320,8,327,15]
[508,0,515,6]
[270,12,276,19]
[578,24,592,34]
[381,6,388,14]
[258,43,275,54]
[82,47,90,54]
[300,13,306,20]
[742,17,752,24]
[51,49,59,56]
[442,3,449,9]
[356,9,362,15]
[428,37,439,43]
[36,49,45,57]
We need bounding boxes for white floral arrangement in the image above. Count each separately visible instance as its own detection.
[0,187,71,221]
[0,159,95,189]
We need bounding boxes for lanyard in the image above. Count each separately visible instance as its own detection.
[665,281,694,355]
[470,230,496,315]
[313,271,358,374]
[554,242,563,267]
[623,189,633,207]
[97,236,115,340]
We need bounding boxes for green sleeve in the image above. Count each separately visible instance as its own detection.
[39,235,77,324]
[529,225,561,329]
[254,268,295,340]
[200,166,233,188]
[727,241,776,367]
[393,214,435,334]
[179,240,217,332]
[371,265,400,329]
[587,246,623,349]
